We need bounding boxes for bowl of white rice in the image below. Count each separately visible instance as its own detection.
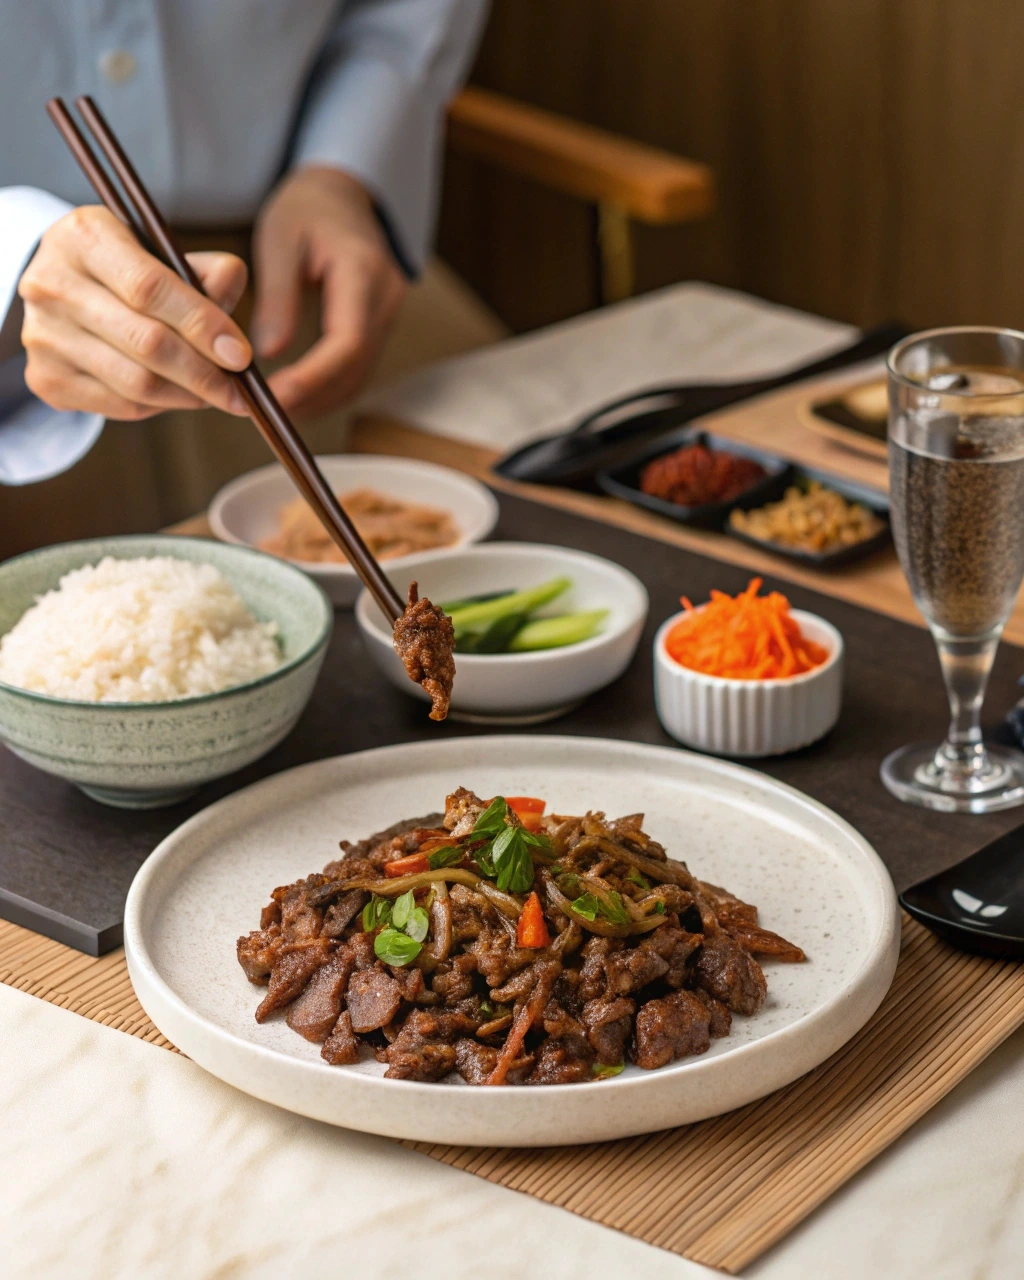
[0,535,332,808]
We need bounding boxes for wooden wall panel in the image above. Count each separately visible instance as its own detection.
[438,0,1024,332]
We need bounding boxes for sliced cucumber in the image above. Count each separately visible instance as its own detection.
[507,610,609,651]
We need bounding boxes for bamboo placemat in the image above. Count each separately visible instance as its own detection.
[3,913,1023,1272]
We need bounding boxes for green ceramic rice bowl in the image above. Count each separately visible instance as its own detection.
[0,535,333,808]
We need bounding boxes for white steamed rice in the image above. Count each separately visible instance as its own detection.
[0,556,282,703]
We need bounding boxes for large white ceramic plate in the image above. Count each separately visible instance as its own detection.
[208,454,499,606]
[125,736,900,1147]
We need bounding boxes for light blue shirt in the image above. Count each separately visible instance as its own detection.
[0,0,487,485]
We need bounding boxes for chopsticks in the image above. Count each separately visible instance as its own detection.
[45,95,406,625]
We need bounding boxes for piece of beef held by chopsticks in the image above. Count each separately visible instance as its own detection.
[392,581,456,721]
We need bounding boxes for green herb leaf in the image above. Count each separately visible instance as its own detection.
[479,999,494,1016]
[571,893,600,921]
[592,1061,625,1079]
[570,890,629,926]
[625,867,650,890]
[405,906,430,943]
[599,890,630,926]
[492,827,535,893]
[473,796,509,836]
[652,900,666,914]
[361,895,392,931]
[374,927,422,967]
[473,842,498,878]
[427,845,464,870]
[391,889,416,931]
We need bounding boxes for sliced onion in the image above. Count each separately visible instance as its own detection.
[419,881,452,971]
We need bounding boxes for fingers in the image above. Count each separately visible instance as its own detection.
[27,277,247,416]
[268,255,405,417]
[188,251,249,316]
[41,208,253,372]
[30,312,209,412]
[251,211,304,359]
[24,349,164,421]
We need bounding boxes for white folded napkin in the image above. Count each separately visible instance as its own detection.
[359,282,857,451]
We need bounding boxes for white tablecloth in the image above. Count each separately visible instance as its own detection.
[1,984,1021,1280]
[4,283,1022,1279]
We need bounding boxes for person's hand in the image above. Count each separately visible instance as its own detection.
[19,206,253,420]
[251,166,408,417]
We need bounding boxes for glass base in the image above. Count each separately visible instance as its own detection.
[880,741,1024,814]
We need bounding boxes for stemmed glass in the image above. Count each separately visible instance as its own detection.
[882,326,1024,813]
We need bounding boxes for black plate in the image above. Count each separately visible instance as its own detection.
[725,467,891,570]
[900,824,1024,958]
[595,427,794,529]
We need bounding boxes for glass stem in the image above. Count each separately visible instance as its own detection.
[933,631,1001,774]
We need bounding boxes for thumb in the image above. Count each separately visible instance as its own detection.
[251,222,304,359]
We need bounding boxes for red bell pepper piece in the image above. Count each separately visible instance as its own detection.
[516,891,550,949]
[383,853,429,877]
[507,797,546,832]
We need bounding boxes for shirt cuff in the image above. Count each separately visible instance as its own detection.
[0,187,74,362]
[0,355,104,486]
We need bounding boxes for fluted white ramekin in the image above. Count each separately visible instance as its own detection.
[654,609,844,757]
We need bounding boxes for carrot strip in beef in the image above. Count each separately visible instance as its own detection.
[486,962,558,1085]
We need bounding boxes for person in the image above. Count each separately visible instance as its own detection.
[0,0,487,488]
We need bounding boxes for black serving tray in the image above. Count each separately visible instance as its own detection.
[725,467,892,571]
[595,428,794,529]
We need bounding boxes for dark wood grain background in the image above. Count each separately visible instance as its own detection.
[441,0,1024,332]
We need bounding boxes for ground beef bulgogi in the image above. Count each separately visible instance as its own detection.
[237,789,806,1085]
[391,581,456,721]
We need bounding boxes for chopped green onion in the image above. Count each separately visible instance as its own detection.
[625,867,650,890]
[592,1061,625,1079]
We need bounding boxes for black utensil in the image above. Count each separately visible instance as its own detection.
[494,322,908,489]
[900,825,1024,958]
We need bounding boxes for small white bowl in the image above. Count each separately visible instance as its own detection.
[654,608,844,757]
[356,542,649,724]
[208,455,499,606]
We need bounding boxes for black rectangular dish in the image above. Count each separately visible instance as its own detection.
[725,467,891,570]
[596,427,794,528]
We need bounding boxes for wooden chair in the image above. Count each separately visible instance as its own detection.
[446,86,715,305]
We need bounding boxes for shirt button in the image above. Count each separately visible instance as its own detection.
[98,49,137,84]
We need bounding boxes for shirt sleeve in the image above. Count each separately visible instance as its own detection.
[0,187,106,485]
[289,0,489,276]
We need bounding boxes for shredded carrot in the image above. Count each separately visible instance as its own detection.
[664,579,829,680]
